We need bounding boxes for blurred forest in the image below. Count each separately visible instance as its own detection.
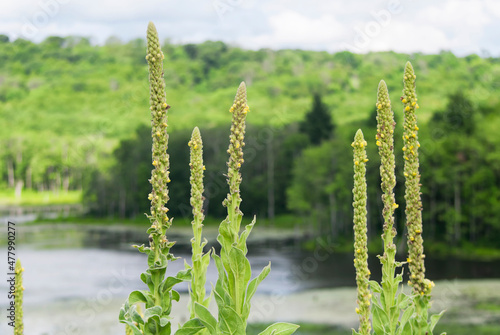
[1,34,500,249]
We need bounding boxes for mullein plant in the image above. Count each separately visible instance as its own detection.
[189,83,299,335]
[368,80,412,335]
[119,22,191,335]
[352,67,445,335]
[401,62,444,334]
[14,259,24,335]
[352,130,371,335]
[186,127,211,320]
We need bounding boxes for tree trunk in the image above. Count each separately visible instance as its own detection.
[63,167,70,192]
[329,192,336,238]
[15,180,23,200]
[26,166,32,189]
[7,158,15,188]
[119,187,126,218]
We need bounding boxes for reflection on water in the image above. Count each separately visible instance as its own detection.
[1,223,500,334]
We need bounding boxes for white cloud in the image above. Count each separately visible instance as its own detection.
[243,11,346,50]
[0,0,497,56]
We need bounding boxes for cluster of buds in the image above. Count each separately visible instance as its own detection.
[352,129,371,335]
[402,62,428,296]
[223,82,249,237]
[145,22,174,260]
[14,259,24,335]
[187,126,211,318]
[376,80,398,256]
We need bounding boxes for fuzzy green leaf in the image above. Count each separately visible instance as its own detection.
[372,303,388,335]
[219,306,245,335]
[228,247,252,311]
[258,322,299,335]
[128,290,153,306]
[369,280,382,293]
[430,310,446,332]
[175,318,205,335]
[194,303,217,335]
[171,290,180,302]
[163,268,192,294]
[243,263,271,318]
[237,217,256,255]
[398,305,415,332]
[144,306,162,321]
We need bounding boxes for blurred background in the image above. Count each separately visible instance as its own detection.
[0,0,500,334]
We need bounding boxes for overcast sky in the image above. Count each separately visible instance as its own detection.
[1,0,499,56]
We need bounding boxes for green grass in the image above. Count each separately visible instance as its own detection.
[0,189,82,206]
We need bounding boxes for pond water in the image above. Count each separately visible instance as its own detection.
[1,222,500,334]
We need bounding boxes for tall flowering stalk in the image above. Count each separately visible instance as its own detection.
[14,259,24,335]
[193,83,299,335]
[376,80,398,269]
[402,62,444,334]
[368,80,410,335]
[352,130,371,335]
[119,22,191,335]
[187,127,211,319]
[401,62,432,297]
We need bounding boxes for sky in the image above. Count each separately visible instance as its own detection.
[0,0,499,56]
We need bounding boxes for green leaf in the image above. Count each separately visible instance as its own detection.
[172,289,180,302]
[258,322,300,335]
[119,319,143,335]
[130,305,145,325]
[400,319,413,335]
[194,303,217,335]
[141,272,154,292]
[243,263,271,318]
[159,321,172,335]
[175,319,205,335]
[237,217,256,255]
[398,305,415,331]
[128,290,153,306]
[144,306,162,321]
[219,306,245,335]
[396,292,411,310]
[369,280,382,293]
[228,247,252,311]
[212,253,229,285]
[217,219,233,251]
[430,310,446,332]
[163,268,192,293]
[372,303,387,335]
[160,318,171,327]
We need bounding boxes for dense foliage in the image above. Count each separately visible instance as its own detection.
[1,35,500,247]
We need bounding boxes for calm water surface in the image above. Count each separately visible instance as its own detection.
[1,223,499,334]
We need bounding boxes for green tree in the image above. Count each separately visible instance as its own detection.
[299,94,334,145]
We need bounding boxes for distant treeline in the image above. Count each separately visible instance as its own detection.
[1,35,500,246]
[85,92,500,246]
